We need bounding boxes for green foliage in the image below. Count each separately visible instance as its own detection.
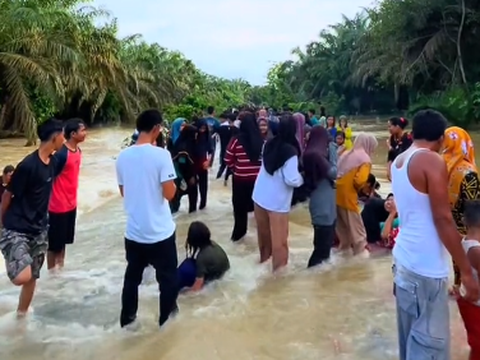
[0,0,251,142]
[253,0,480,121]
[409,84,480,129]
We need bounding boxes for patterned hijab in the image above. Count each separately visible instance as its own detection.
[442,126,477,206]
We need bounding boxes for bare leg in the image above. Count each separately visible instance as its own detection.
[253,203,272,263]
[47,251,57,270]
[57,248,66,268]
[17,279,36,316]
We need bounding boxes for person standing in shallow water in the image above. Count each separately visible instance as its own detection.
[386,117,412,182]
[391,109,479,360]
[225,112,263,242]
[0,118,65,317]
[47,118,86,270]
[193,117,212,210]
[441,126,480,289]
[252,115,303,271]
[336,133,377,257]
[303,126,337,267]
[116,109,179,329]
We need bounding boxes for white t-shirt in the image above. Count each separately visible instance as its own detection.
[116,144,177,244]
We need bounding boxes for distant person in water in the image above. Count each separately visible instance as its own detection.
[0,118,65,317]
[326,116,337,140]
[177,221,230,292]
[216,112,234,185]
[116,109,179,329]
[0,165,14,228]
[193,117,212,210]
[337,115,352,150]
[47,118,86,270]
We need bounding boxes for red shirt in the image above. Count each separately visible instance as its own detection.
[49,145,82,213]
[224,137,261,182]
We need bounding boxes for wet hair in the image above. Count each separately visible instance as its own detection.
[186,221,212,257]
[3,165,14,174]
[64,118,85,140]
[412,109,447,142]
[207,106,215,115]
[464,200,480,228]
[37,118,63,142]
[389,116,409,130]
[136,109,163,133]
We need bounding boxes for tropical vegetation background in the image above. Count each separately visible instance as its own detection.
[2,0,480,143]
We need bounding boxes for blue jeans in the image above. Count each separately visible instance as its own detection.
[393,263,450,360]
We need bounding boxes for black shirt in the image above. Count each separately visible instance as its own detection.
[216,124,233,152]
[387,132,413,162]
[361,197,389,243]
[3,150,59,234]
[0,183,6,201]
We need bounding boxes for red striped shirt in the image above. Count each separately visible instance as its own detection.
[224,138,261,182]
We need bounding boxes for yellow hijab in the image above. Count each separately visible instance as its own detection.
[442,126,477,206]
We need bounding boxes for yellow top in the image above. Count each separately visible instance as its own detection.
[337,126,353,150]
[336,163,371,212]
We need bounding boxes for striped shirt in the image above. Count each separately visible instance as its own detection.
[224,137,261,182]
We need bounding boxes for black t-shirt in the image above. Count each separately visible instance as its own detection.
[216,124,233,151]
[3,150,59,234]
[361,197,389,243]
[387,132,413,162]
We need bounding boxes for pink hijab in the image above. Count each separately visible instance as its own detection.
[337,133,378,178]
[292,112,306,152]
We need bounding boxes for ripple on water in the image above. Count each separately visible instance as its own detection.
[0,125,471,360]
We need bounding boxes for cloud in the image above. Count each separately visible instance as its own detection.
[92,0,374,84]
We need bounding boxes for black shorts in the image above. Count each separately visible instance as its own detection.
[48,208,77,253]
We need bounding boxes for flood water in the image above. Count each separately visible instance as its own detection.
[0,123,471,360]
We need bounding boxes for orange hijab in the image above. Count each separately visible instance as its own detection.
[442,126,477,206]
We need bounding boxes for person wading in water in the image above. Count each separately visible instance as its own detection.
[47,118,86,270]
[0,119,65,317]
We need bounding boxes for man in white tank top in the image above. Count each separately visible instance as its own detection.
[391,109,479,360]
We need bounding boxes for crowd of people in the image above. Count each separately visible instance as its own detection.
[1,106,480,360]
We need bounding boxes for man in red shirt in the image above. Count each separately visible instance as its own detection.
[47,118,86,270]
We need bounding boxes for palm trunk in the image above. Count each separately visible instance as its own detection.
[457,0,467,85]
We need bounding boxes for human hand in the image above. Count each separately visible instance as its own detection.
[460,272,480,303]
[203,161,209,170]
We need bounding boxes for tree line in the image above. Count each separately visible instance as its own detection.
[250,0,480,128]
[0,0,255,143]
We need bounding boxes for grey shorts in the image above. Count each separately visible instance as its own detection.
[393,263,450,360]
[0,228,48,281]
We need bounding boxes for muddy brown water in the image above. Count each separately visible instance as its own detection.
[0,123,472,359]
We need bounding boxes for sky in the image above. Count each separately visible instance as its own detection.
[91,0,374,85]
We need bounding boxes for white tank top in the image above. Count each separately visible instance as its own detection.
[391,147,449,278]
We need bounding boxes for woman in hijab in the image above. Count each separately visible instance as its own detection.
[291,112,308,205]
[257,116,272,141]
[303,126,338,267]
[225,112,264,242]
[336,133,378,257]
[292,112,306,153]
[193,117,213,210]
[442,126,480,288]
[252,115,304,271]
[168,118,198,213]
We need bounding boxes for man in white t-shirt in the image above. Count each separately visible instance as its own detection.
[116,109,178,329]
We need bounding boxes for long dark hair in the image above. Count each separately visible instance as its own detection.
[236,112,263,162]
[263,115,300,175]
[303,126,330,190]
[186,221,212,258]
